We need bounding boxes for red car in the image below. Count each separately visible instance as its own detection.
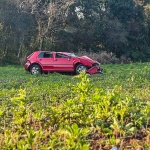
[24,51,103,75]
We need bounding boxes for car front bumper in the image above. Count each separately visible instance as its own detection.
[87,66,103,75]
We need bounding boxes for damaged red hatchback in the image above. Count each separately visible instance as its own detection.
[24,51,103,75]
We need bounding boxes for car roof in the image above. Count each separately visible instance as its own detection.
[35,51,71,56]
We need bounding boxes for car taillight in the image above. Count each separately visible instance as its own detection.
[26,60,31,64]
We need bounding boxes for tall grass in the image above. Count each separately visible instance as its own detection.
[0,63,150,149]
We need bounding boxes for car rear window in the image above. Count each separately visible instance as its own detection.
[38,52,53,58]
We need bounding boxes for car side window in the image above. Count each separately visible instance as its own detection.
[38,52,53,58]
[56,53,68,58]
[43,53,53,58]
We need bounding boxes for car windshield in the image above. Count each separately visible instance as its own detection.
[70,53,78,58]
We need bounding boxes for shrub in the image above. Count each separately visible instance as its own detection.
[76,51,131,64]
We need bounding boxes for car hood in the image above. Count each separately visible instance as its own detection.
[78,56,98,64]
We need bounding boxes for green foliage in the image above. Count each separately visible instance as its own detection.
[0,0,150,63]
[0,63,150,149]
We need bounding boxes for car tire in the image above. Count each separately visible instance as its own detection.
[30,64,42,75]
[75,64,87,74]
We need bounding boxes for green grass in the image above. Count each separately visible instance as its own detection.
[0,63,150,149]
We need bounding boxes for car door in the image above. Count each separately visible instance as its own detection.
[53,53,74,71]
[37,52,54,71]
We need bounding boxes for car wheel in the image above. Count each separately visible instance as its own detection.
[75,64,87,74]
[30,64,42,75]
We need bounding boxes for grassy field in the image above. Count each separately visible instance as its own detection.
[0,63,150,149]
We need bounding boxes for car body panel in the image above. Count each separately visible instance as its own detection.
[37,52,54,71]
[53,53,74,71]
[38,58,54,70]
[87,66,98,74]
[24,51,103,75]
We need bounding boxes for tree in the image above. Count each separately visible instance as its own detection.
[0,0,150,64]
[0,0,34,63]
[18,0,76,50]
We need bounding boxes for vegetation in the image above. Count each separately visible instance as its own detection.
[1,0,150,149]
[0,63,150,149]
[0,0,150,64]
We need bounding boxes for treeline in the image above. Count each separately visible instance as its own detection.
[0,0,150,64]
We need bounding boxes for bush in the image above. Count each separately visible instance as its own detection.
[76,51,131,64]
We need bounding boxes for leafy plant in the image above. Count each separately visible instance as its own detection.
[0,63,150,149]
